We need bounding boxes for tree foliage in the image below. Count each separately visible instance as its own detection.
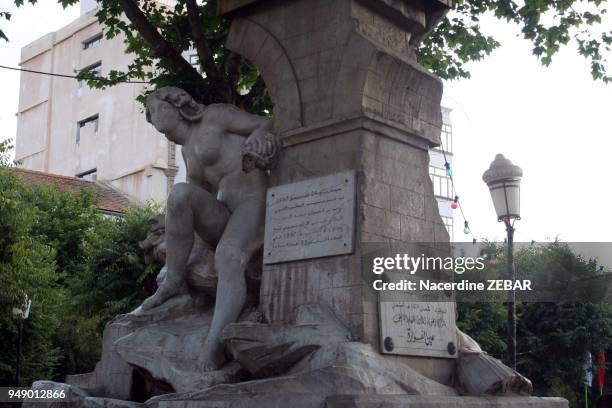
[56,205,161,375]
[457,241,612,407]
[0,143,62,386]
[4,0,609,111]
[419,0,612,82]
[514,242,612,406]
[0,142,162,384]
[84,0,612,97]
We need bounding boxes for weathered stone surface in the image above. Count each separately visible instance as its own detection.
[223,303,352,377]
[222,303,455,399]
[326,395,569,408]
[457,353,533,396]
[148,393,567,408]
[66,294,204,398]
[456,329,533,396]
[23,381,89,408]
[66,315,138,399]
[83,397,144,408]
[143,340,456,408]
[23,381,564,408]
[114,308,247,393]
[22,381,144,408]
[147,392,325,408]
[68,295,257,398]
[291,342,458,396]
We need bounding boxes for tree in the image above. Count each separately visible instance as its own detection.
[73,205,162,323]
[0,141,162,380]
[514,242,611,407]
[457,241,612,407]
[3,0,610,112]
[0,142,62,386]
[56,204,162,375]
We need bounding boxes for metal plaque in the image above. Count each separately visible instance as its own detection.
[263,171,356,264]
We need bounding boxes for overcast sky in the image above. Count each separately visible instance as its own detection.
[1,2,610,247]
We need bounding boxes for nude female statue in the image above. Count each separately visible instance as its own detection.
[141,86,277,370]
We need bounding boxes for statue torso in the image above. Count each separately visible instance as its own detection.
[181,121,266,211]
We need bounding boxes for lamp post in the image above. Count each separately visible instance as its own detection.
[483,154,523,369]
[12,295,31,386]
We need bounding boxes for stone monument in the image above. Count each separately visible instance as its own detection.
[24,1,568,407]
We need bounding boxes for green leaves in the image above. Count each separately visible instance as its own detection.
[419,0,611,83]
[0,147,162,382]
[5,0,611,104]
[419,12,501,80]
[0,11,11,42]
[458,241,612,406]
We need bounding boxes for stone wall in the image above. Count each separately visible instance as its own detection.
[223,0,453,384]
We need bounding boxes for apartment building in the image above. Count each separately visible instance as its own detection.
[15,6,178,203]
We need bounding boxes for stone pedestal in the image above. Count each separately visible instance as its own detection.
[221,0,453,383]
[326,395,569,407]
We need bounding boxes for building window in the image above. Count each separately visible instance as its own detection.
[441,215,454,241]
[76,114,99,144]
[440,123,453,154]
[429,166,453,199]
[77,169,97,181]
[78,61,102,89]
[83,34,103,50]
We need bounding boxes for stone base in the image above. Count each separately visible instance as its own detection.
[326,395,568,408]
[147,394,568,408]
[26,380,568,408]
[66,295,257,399]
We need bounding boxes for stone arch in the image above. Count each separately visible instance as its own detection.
[361,50,443,144]
[226,17,303,132]
[331,30,443,146]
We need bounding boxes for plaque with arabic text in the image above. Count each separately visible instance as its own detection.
[263,171,356,264]
[379,301,458,358]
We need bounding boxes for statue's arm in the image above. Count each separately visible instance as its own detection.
[206,104,279,172]
[206,103,272,136]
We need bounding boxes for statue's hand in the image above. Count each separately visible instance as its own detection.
[242,130,279,173]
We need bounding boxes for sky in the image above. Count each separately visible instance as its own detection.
[442,14,612,244]
[0,1,610,246]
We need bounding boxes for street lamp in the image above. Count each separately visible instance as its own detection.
[482,154,523,370]
[12,295,31,386]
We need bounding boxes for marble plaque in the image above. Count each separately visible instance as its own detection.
[263,171,356,264]
[379,301,458,358]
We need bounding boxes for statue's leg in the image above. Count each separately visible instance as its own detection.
[141,183,230,310]
[200,198,265,370]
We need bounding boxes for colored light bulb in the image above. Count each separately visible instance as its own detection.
[463,221,470,235]
[444,162,452,177]
[451,201,458,209]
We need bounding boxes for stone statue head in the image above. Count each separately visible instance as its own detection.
[139,214,166,265]
[145,87,204,137]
